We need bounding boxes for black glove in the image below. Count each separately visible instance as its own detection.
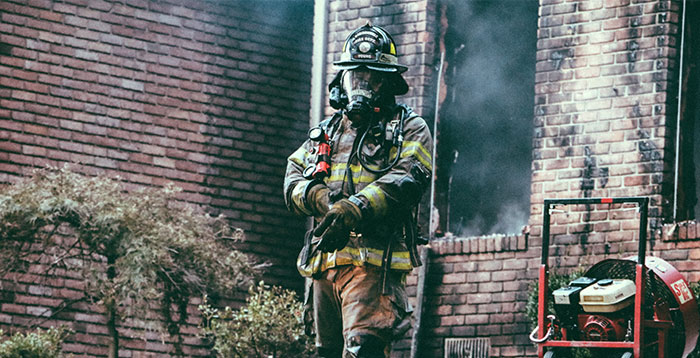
[313,199,362,252]
[306,184,331,219]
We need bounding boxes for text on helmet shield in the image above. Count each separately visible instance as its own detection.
[353,36,379,48]
[354,53,375,60]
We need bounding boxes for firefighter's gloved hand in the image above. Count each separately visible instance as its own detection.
[306,184,331,219]
[313,199,362,252]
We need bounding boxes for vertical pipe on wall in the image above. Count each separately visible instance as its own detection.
[310,0,329,127]
[673,0,688,220]
[410,246,430,358]
[428,51,445,239]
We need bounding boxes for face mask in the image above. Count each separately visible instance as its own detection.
[342,69,385,123]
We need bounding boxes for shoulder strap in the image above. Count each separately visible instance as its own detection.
[320,111,343,134]
[396,104,419,121]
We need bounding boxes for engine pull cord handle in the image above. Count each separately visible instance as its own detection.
[529,315,557,343]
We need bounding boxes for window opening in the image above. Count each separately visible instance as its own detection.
[434,0,537,237]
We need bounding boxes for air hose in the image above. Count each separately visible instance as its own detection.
[356,107,406,174]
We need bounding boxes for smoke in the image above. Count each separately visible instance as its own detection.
[437,0,538,236]
[456,201,530,237]
[245,0,312,29]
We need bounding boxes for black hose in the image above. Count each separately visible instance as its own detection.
[356,107,406,174]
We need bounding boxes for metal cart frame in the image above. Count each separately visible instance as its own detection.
[536,197,655,358]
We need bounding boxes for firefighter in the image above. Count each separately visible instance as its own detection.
[284,23,433,358]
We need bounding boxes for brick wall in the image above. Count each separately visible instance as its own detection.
[530,0,700,281]
[395,236,532,358]
[396,1,699,357]
[313,0,700,357]
[0,0,312,355]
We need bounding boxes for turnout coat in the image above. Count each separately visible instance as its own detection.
[284,105,433,277]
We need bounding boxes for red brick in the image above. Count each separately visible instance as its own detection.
[2,303,25,314]
[22,145,47,156]
[477,325,502,337]
[440,315,465,326]
[0,141,21,152]
[545,159,571,170]
[435,305,452,316]
[500,345,526,357]
[688,223,698,240]
[490,313,515,324]
[492,270,517,282]
[624,175,650,186]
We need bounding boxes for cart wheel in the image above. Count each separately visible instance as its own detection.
[544,351,555,358]
[620,352,632,358]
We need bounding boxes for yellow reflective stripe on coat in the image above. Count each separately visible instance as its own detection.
[357,183,388,216]
[400,141,432,170]
[328,163,376,184]
[296,247,413,277]
[328,162,359,181]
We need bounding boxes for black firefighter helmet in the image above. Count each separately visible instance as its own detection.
[329,22,409,106]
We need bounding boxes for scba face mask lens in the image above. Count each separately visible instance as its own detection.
[342,69,385,121]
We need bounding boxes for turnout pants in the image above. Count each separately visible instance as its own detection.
[312,264,412,358]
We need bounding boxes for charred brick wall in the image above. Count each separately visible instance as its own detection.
[399,1,699,358]
[531,0,699,281]
[531,0,677,240]
[0,0,312,356]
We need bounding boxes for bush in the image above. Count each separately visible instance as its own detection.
[0,327,71,358]
[0,167,257,356]
[200,281,314,358]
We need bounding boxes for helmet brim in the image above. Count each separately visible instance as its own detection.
[333,61,408,74]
